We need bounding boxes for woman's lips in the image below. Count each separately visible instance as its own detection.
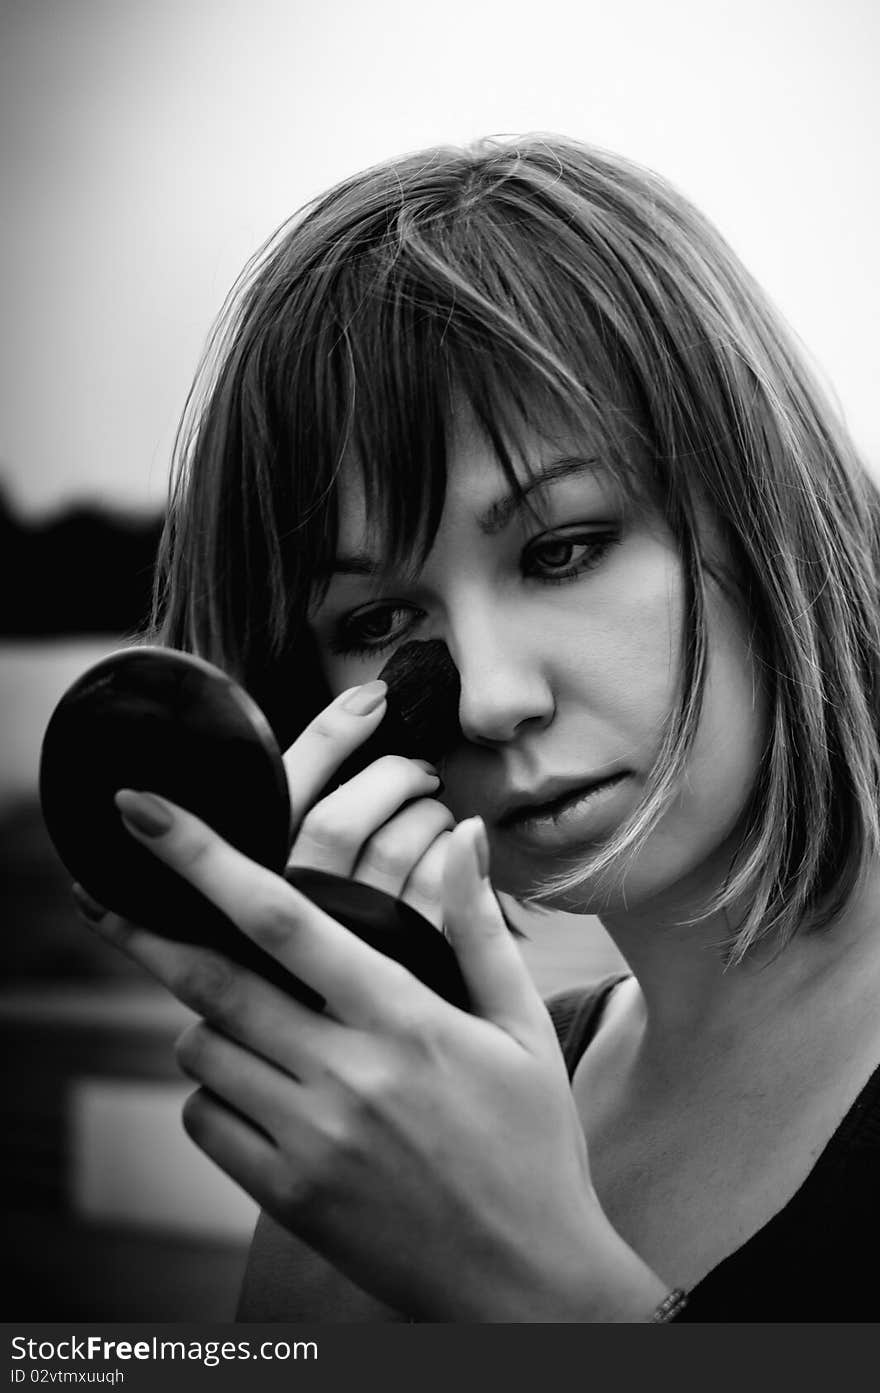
[496,772,630,847]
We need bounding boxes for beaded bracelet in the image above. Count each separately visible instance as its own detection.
[651,1288,689,1322]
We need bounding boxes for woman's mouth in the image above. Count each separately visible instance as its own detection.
[496,773,630,848]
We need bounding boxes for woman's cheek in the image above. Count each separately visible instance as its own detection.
[438,758,487,827]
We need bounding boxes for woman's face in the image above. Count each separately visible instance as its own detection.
[307,402,766,915]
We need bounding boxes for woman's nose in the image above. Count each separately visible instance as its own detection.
[449,628,555,747]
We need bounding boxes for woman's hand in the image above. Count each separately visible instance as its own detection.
[281,679,455,928]
[82,777,667,1323]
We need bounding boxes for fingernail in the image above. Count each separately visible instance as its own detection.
[342,680,387,715]
[472,817,490,879]
[412,760,443,793]
[71,882,107,924]
[115,789,174,837]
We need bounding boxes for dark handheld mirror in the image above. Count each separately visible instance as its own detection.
[39,641,468,1009]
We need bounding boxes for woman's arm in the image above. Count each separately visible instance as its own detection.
[237,1210,405,1323]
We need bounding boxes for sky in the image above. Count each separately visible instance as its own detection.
[1,0,878,514]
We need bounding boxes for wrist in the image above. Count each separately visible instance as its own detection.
[477,1213,674,1323]
[526,1207,673,1323]
[573,1222,672,1322]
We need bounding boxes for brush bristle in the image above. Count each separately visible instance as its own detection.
[378,640,462,762]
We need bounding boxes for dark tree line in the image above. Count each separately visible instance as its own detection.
[0,490,164,637]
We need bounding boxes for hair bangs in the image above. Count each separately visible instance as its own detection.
[297,195,660,601]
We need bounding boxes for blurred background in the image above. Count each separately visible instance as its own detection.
[2,0,877,1321]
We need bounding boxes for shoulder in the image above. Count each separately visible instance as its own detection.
[546,972,633,1078]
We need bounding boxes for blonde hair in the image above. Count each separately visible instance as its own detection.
[154,134,880,964]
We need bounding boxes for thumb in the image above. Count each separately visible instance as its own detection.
[442,817,549,1043]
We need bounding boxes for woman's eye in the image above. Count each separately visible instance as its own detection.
[329,604,419,657]
[327,530,620,657]
[525,530,620,582]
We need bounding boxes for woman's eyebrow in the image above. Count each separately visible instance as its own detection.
[315,555,384,580]
[478,455,601,536]
[317,456,602,578]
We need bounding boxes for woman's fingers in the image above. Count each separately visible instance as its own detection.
[442,819,554,1047]
[350,797,455,901]
[281,680,388,830]
[176,1021,308,1139]
[396,829,453,930]
[71,882,108,923]
[181,1083,346,1239]
[112,789,436,1029]
[287,756,442,877]
[180,1085,292,1216]
[279,680,450,906]
[85,902,357,1081]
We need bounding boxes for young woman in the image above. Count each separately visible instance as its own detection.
[76,135,880,1320]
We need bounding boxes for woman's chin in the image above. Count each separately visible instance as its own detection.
[488,849,601,915]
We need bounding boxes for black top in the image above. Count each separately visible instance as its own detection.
[551,974,880,1322]
[238,973,880,1321]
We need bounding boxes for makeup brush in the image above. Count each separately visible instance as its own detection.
[329,638,462,790]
